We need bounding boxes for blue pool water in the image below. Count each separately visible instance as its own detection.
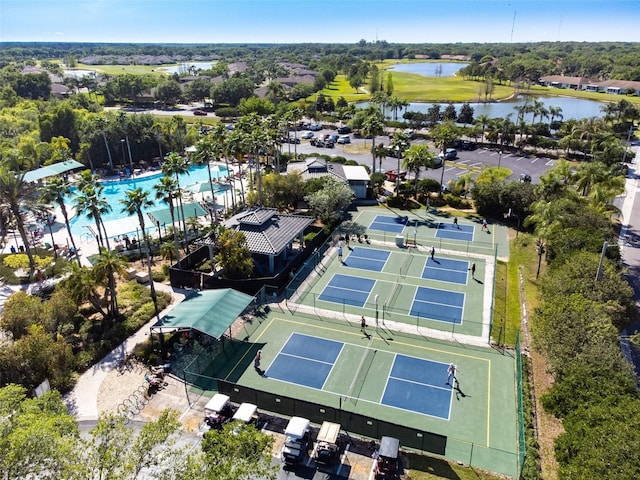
[67,164,229,237]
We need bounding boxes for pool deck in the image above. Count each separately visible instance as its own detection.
[3,162,244,266]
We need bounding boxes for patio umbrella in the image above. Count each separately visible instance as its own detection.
[186,181,216,194]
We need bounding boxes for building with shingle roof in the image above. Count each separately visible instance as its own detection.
[200,207,313,274]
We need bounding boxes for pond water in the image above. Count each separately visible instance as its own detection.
[63,69,97,78]
[159,62,216,74]
[388,62,468,77]
[360,95,608,121]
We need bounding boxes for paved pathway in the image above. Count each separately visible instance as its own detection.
[63,281,191,420]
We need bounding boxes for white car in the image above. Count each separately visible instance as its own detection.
[438,148,458,160]
[337,135,351,144]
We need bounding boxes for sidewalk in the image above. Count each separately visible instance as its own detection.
[64,281,192,420]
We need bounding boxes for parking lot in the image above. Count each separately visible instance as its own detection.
[286,126,555,187]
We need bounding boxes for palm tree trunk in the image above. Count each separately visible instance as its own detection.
[14,210,36,271]
[169,204,181,263]
[139,214,160,321]
[101,131,114,170]
[59,202,81,266]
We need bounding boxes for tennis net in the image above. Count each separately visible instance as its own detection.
[343,335,377,405]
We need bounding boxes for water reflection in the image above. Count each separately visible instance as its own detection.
[361,95,608,121]
[388,62,468,77]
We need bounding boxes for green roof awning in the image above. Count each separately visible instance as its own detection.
[24,160,85,183]
[152,289,253,339]
[146,202,209,226]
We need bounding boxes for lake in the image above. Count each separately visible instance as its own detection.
[388,62,468,77]
[360,95,608,121]
[160,62,216,74]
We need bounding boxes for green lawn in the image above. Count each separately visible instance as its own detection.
[316,75,370,102]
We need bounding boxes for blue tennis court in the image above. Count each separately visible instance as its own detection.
[369,215,407,233]
[265,333,343,388]
[422,257,469,284]
[435,222,474,241]
[318,273,375,307]
[381,354,452,419]
[266,334,453,419]
[410,287,464,324]
[344,247,390,272]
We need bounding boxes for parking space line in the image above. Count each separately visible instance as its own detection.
[468,162,483,168]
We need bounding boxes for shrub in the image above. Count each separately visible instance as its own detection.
[444,194,472,209]
[3,253,51,270]
[215,106,239,118]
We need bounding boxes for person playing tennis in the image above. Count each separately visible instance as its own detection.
[446,363,459,386]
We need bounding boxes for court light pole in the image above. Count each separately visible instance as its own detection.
[120,139,127,171]
[498,150,503,169]
[395,146,401,192]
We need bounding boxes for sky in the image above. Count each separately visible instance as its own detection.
[1,0,639,44]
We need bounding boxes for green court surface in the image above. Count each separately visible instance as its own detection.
[192,206,519,476]
[289,204,507,340]
[293,242,488,337]
[351,206,510,259]
[210,311,519,477]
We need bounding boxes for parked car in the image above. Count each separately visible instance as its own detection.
[403,129,416,139]
[309,124,322,131]
[384,170,407,182]
[328,134,339,143]
[438,148,458,160]
[301,131,314,139]
[454,139,477,150]
[193,109,208,116]
[337,125,351,134]
[337,135,351,144]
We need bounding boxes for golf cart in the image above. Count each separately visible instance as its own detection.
[312,421,342,466]
[281,416,311,465]
[203,393,235,430]
[374,436,400,479]
[232,402,259,426]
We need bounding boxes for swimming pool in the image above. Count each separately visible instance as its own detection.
[67,164,230,238]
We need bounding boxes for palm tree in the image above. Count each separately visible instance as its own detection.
[63,262,108,319]
[192,134,223,225]
[0,167,37,271]
[473,114,490,144]
[362,112,385,175]
[430,121,460,196]
[154,175,181,262]
[39,177,81,266]
[120,188,160,321]
[373,144,388,174]
[571,161,611,197]
[73,181,112,252]
[92,249,127,321]
[402,144,437,191]
[162,151,190,240]
[524,199,566,278]
[549,106,563,133]
[211,124,235,212]
[94,116,114,171]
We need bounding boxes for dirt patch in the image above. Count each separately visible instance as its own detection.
[530,349,563,480]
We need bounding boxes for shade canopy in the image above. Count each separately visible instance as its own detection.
[186,181,217,194]
[151,289,253,339]
[23,160,85,183]
[147,201,209,226]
